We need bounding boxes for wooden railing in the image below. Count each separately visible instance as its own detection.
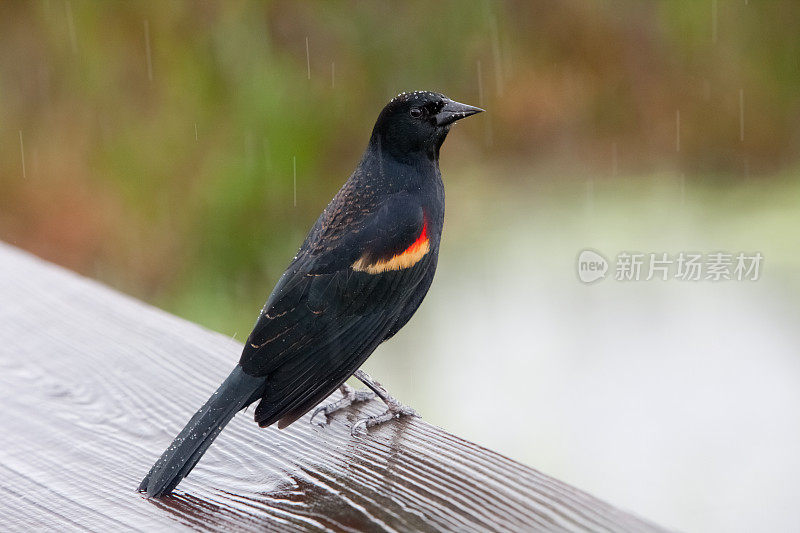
[0,243,666,532]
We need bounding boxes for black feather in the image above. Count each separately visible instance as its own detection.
[138,366,264,497]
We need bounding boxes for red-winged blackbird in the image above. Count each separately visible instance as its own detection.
[139,91,483,497]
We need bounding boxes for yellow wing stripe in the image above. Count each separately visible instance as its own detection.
[352,222,430,274]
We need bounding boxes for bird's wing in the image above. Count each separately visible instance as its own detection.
[239,192,431,427]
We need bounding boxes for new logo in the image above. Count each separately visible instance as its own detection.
[577,249,608,283]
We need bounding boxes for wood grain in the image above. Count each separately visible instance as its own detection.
[0,243,666,532]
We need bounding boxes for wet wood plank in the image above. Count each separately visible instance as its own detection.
[0,243,666,532]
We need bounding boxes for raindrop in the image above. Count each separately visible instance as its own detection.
[331,61,335,89]
[18,130,26,179]
[245,132,255,176]
[739,88,744,142]
[676,109,680,152]
[143,19,153,82]
[194,123,198,141]
[711,0,718,44]
[611,142,618,177]
[65,0,78,55]
[293,156,297,207]
[305,37,310,80]
[476,60,485,107]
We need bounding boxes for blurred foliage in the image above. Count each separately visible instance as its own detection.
[1,1,799,334]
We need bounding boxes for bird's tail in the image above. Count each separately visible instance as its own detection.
[138,365,264,497]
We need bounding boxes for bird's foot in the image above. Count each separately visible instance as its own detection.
[349,369,419,435]
[351,397,419,436]
[310,383,374,426]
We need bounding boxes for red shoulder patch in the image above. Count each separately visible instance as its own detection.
[352,221,430,274]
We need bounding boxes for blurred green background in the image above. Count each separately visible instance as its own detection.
[3,0,799,331]
[2,2,800,531]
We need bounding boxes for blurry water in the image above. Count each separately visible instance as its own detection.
[361,175,800,532]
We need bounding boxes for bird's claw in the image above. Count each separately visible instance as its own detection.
[351,402,418,436]
[310,385,375,426]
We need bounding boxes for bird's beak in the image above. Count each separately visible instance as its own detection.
[435,99,484,126]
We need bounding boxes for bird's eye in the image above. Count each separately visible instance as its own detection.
[409,108,423,118]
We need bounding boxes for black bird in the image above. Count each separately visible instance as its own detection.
[139,91,483,497]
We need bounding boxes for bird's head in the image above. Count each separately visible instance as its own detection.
[370,91,483,161]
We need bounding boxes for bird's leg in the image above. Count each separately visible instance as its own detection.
[310,381,374,426]
[351,369,418,435]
